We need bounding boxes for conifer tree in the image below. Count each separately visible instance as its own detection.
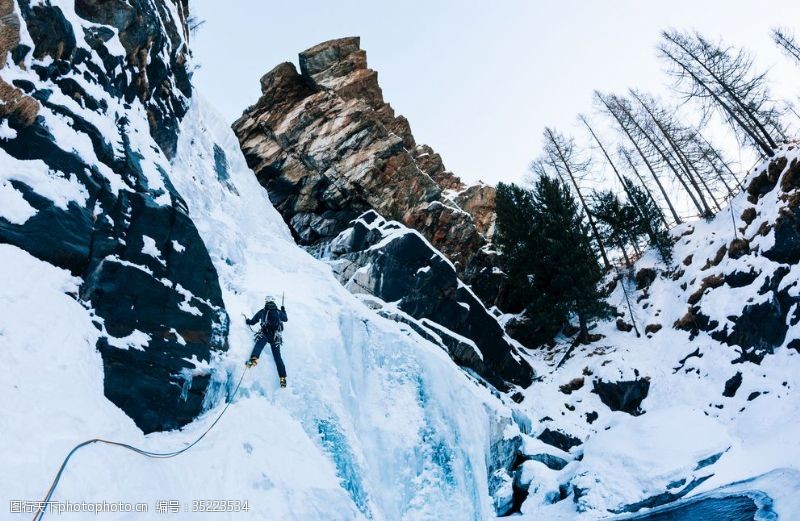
[591,190,640,268]
[623,177,673,262]
[495,182,537,312]
[495,177,607,344]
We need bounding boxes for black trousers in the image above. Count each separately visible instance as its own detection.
[251,331,286,378]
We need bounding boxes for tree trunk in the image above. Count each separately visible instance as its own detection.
[578,313,589,343]
[617,236,631,268]
[617,97,708,216]
[699,134,743,190]
[598,93,683,224]
[620,150,671,228]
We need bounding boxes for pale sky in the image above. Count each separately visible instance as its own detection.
[191,1,800,187]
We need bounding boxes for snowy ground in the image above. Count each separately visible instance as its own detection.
[510,147,800,518]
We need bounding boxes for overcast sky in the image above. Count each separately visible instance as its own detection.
[191,1,800,187]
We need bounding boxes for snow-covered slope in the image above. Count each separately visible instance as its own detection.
[508,145,800,519]
[1,90,519,521]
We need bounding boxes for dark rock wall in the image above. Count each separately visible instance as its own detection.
[328,211,533,390]
[0,0,227,433]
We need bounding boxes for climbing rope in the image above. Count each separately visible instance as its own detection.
[32,367,249,521]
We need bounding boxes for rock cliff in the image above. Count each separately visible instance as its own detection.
[0,0,225,433]
[232,37,497,283]
[327,210,533,390]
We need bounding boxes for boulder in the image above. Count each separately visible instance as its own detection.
[635,268,657,290]
[592,378,650,416]
[537,428,582,452]
[764,204,800,264]
[723,372,743,398]
[746,156,786,203]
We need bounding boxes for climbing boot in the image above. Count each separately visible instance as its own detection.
[279,377,287,388]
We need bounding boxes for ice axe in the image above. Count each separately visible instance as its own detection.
[242,313,255,332]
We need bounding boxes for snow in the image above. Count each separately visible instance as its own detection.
[0,180,37,224]
[517,460,561,510]
[0,91,515,520]
[572,406,731,512]
[141,236,166,266]
[174,283,203,317]
[512,144,800,519]
[106,329,151,351]
[0,120,17,140]
[0,149,89,211]
[106,255,153,276]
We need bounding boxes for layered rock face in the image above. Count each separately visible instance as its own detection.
[0,0,38,123]
[0,0,226,433]
[232,37,495,281]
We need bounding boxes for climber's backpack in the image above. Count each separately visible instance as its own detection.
[261,305,283,339]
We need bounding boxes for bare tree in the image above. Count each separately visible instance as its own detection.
[617,146,670,228]
[659,30,786,157]
[596,92,683,223]
[773,28,800,66]
[579,114,669,245]
[689,133,742,196]
[628,89,717,216]
[533,128,612,270]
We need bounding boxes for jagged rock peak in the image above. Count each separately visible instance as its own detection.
[234,37,501,292]
[298,36,415,148]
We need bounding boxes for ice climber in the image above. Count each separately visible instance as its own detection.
[245,296,289,388]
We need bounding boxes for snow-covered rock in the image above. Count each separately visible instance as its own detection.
[0,0,225,433]
[514,144,800,518]
[325,209,533,390]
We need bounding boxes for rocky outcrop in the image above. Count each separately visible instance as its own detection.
[232,37,497,285]
[671,148,800,364]
[326,211,533,390]
[0,0,19,67]
[592,379,650,416]
[0,0,38,125]
[73,0,192,157]
[0,0,225,433]
[455,183,497,239]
